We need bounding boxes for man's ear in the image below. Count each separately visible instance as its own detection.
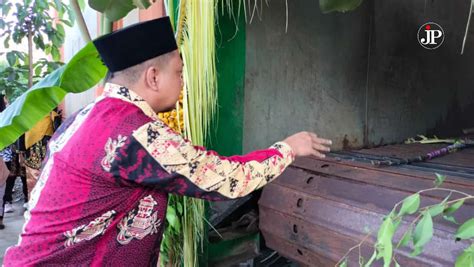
[145,65,160,91]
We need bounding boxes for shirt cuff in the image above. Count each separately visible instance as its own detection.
[271,141,296,166]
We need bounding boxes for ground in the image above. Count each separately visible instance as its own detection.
[0,202,25,264]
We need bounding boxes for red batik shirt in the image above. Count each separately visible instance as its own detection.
[4,83,295,266]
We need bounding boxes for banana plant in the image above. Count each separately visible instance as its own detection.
[0,42,107,150]
[88,0,364,22]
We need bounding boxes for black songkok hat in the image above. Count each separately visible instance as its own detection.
[93,17,177,72]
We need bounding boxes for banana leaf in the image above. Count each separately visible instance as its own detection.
[0,42,107,150]
[88,0,151,21]
[88,0,363,22]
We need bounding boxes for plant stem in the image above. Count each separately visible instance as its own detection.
[335,231,373,266]
[70,0,91,42]
[392,188,472,213]
[27,27,33,88]
[418,188,472,198]
[421,196,473,212]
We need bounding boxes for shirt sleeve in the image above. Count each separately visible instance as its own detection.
[108,121,295,201]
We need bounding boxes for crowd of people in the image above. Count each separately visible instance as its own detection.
[0,94,61,229]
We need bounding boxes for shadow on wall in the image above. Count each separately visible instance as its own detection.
[427,91,474,138]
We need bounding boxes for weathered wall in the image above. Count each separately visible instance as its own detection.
[243,0,474,151]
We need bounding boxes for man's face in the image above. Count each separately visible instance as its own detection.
[157,50,183,112]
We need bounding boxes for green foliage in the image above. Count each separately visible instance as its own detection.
[445,200,465,215]
[397,227,412,248]
[0,0,73,57]
[398,193,420,216]
[455,244,474,267]
[88,0,151,21]
[457,218,474,240]
[434,173,446,187]
[87,0,364,23]
[0,0,75,102]
[375,215,395,266]
[0,42,107,150]
[412,212,433,256]
[339,174,473,266]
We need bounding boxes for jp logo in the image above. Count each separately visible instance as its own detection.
[418,22,444,50]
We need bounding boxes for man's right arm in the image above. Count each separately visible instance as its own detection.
[109,121,331,201]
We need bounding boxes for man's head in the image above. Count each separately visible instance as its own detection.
[107,50,183,112]
[93,17,180,113]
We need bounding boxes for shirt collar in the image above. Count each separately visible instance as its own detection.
[102,83,158,120]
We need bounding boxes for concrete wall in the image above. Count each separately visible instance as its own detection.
[243,0,474,151]
[63,6,99,117]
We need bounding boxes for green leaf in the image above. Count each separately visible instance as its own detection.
[364,250,377,267]
[455,244,474,267]
[339,258,348,267]
[34,65,42,76]
[54,0,63,12]
[78,0,86,10]
[443,215,458,224]
[428,192,451,217]
[176,202,183,215]
[59,19,73,27]
[397,228,412,248]
[376,216,395,266]
[410,246,423,257]
[6,51,17,66]
[56,23,65,38]
[434,173,446,187]
[60,42,107,93]
[319,0,363,14]
[0,67,66,150]
[2,3,12,16]
[51,46,61,62]
[166,206,181,230]
[445,200,465,215]
[398,193,420,216]
[0,42,106,150]
[4,36,10,48]
[456,218,474,240]
[412,213,433,254]
[133,0,151,9]
[428,203,446,217]
[88,0,136,21]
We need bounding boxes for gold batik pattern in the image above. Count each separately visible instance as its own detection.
[102,83,295,199]
[132,120,295,199]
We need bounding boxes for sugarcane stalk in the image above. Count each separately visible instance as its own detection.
[372,140,473,167]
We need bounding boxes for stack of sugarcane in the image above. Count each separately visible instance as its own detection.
[372,136,474,167]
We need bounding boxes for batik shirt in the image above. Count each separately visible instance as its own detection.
[0,146,13,162]
[4,83,295,266]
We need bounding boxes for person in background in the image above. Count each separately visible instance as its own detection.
[0,151,10,229]
[1,95,28,213]
[0,94,14,228]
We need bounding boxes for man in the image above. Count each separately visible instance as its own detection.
[4,17,331,266]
